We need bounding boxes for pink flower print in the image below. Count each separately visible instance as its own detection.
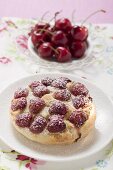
[30,158,38,164]
[16,35,28,49]
[0,57,11,64]
[16,154,30,161]
[25,159,46,170]
[16,154,46,170]
[5,20,18,28]
[0,26,7,33]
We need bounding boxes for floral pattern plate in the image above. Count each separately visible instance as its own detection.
[0,17,113,170]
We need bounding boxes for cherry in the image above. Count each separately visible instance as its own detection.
[30,115,47,134]
[34,22,50,32]
[56,47,72,62]
[31,31,44,46]
[54,89,71,101]
[37,42,53,59]
[41,77,54,86]
[43,27,53,42]
[29,81,42,90]
[52,31,68,46]
[66,32,73,46]
[29,98,45,114]
[59,77,71,83]
[32,85,50,97]
[11,97,27,111]
[14,88,29,99]
[71,41,87,58]
[71,26,88,41]
[47,115,66,133]
[16,113,32,128]
[55,18,72,32]
[72,95,86,109]
[51,77,70,89]
[69,82,89,96]
[49,101,67,115]
[68,110,88,128]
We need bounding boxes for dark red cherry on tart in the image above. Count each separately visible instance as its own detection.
[69,82,89,96]
[51,77,71,89]
[72,95,86,109]
[56,47,72,62]
[29,115,47,134]
[71,41,87,58]
[71,26,88,41]
[68,110,88,128]
[32,85,50,97]
[60,77,71,83]
[29,81,42,90]
[29,98,45,114]
[51,78,65,89]
[37,42,53,59]
[55,18,72,32]
[47,115,66,133]
[49,101,67,115]
[14,88,29,99]
[11,97,27,111]
[16,113,32,127]
[54,89,71,101]
[41,77,54,86]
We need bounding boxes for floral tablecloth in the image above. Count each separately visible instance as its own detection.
[0,18,113,170]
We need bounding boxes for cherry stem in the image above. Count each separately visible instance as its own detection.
[71,9,76,24]
[49,45,59,55]
[49,10,62,23]
[38,28,54,35]
[40,11,50,22]
[81,9,106,26]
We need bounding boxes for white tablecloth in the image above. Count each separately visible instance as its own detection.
[0,18,113,170]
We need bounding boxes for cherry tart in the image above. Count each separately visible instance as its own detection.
[10,76,96,145]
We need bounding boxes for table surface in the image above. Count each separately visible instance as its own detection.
[0,0,113,23]
[0,17,113,170]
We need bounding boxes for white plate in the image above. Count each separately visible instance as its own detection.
[28,37,94,71]
[0,73,113,162]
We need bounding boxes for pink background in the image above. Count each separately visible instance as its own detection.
[0,0,113,23]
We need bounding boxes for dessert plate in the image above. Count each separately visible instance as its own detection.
[28,37,94,71]
[0,73,113,162]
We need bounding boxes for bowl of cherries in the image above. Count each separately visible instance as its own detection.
[28,17,93,70]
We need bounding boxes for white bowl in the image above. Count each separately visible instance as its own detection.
[28,37,94,71]
[0,73,113,162]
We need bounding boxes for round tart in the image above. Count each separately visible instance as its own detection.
[10,77,96,145]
